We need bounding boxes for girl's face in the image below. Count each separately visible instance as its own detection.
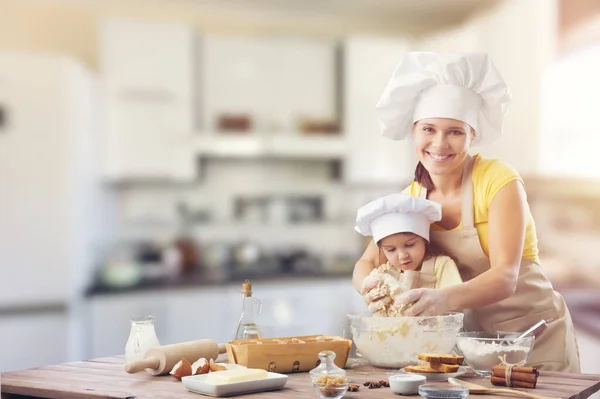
[379,233,427,271]
[412,118,475,178]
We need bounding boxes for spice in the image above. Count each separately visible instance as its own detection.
[491,364,538,389]
[362,380,389,389]
[348,384,360,392]
[314,374,349,397]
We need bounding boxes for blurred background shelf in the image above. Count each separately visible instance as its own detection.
[186,133,349,160]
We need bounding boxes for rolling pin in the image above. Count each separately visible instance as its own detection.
[124,339,227,376]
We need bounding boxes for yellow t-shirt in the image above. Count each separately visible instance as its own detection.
[403,154,539,263]
[432,255,463,289]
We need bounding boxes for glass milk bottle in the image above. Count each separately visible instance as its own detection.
[125,315,161,362]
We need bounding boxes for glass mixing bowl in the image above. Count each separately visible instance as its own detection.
[347,312,464,368]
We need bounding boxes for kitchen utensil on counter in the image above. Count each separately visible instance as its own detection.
[418,383,469,399]
[124,339,227,376]
[449,378,553,399]
[456,332,534,376]
[453,319,551,358]
[388,374,426,395]
[182,370,288,397]
[125,315,161,362]
[226,335,352,373]
[398,365,468,381]
[310,350,349,399]
[347,312,463,368]
[506,319,551,345]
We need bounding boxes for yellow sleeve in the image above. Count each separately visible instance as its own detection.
[472,155,523,210]
[402,181,422,196]
[433,256,463,289]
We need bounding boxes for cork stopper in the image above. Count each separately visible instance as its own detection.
[242,279,252,297]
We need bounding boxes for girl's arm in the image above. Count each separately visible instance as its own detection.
[443,179,526,310]
[352,239,379,293]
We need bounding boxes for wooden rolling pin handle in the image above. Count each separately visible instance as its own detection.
[124,356,160,374]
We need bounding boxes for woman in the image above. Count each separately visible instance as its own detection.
[352,52,580,372]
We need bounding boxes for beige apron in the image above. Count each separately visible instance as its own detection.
[383,257,437,290]
[412,256,436,289]
[419,155,581,372]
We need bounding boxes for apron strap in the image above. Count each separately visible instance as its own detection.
[417,155,476,229]
[420,256,436,276]
[461,155,476,229]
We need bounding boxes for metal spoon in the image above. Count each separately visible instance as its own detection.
[506,319,552,345]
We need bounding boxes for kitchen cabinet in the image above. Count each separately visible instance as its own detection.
[87,292,169,359]
[201,35,339,134]
[166,286,239,345]
[342,36,416,185]
[99,19,196,181]
[0,311,68,372]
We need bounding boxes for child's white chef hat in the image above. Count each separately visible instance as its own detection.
[355,194,441,243]
[375,52,511,145]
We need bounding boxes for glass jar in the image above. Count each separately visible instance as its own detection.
[125,315,161,362]
[310,350,349,399]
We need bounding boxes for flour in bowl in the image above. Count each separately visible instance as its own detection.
[458,339,531,372]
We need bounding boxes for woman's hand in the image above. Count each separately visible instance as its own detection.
[394,288,450,316]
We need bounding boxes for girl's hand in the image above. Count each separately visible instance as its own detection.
[360,274,381,296]
[360,274,389,311]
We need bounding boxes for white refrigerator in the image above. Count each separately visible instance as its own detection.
[0,52,115,371]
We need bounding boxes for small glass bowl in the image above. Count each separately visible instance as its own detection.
[456,331,534,376]
[312,382,349,399]
[418,383,469,399]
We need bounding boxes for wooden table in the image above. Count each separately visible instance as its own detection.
[2,357,600,399]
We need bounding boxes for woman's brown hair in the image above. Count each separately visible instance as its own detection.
[414,161,435,191]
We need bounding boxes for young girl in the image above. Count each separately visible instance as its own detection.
[353,193,462,316]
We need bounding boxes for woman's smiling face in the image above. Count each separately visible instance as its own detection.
[412,118,475,177]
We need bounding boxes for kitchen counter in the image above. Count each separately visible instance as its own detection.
[2,356,600,399]
[85,270,352,297]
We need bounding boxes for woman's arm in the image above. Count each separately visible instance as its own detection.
[443,179,526,310]
[352,239,379,293]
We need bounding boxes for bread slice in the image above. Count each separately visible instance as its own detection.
[417,353,464,365]
[403,364,441,374]
[428,360,460,373]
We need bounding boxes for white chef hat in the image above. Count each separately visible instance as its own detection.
[375,52,511,145]
[355,194,442,243]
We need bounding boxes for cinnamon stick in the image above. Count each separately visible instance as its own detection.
[491,375,536,389]
[492,369,538,384]
[492,365,538,375]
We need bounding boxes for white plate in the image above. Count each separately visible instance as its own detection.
[399,366,468,381]
[182,372,288,397]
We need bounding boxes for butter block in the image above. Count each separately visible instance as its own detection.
[205,368,269,385]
